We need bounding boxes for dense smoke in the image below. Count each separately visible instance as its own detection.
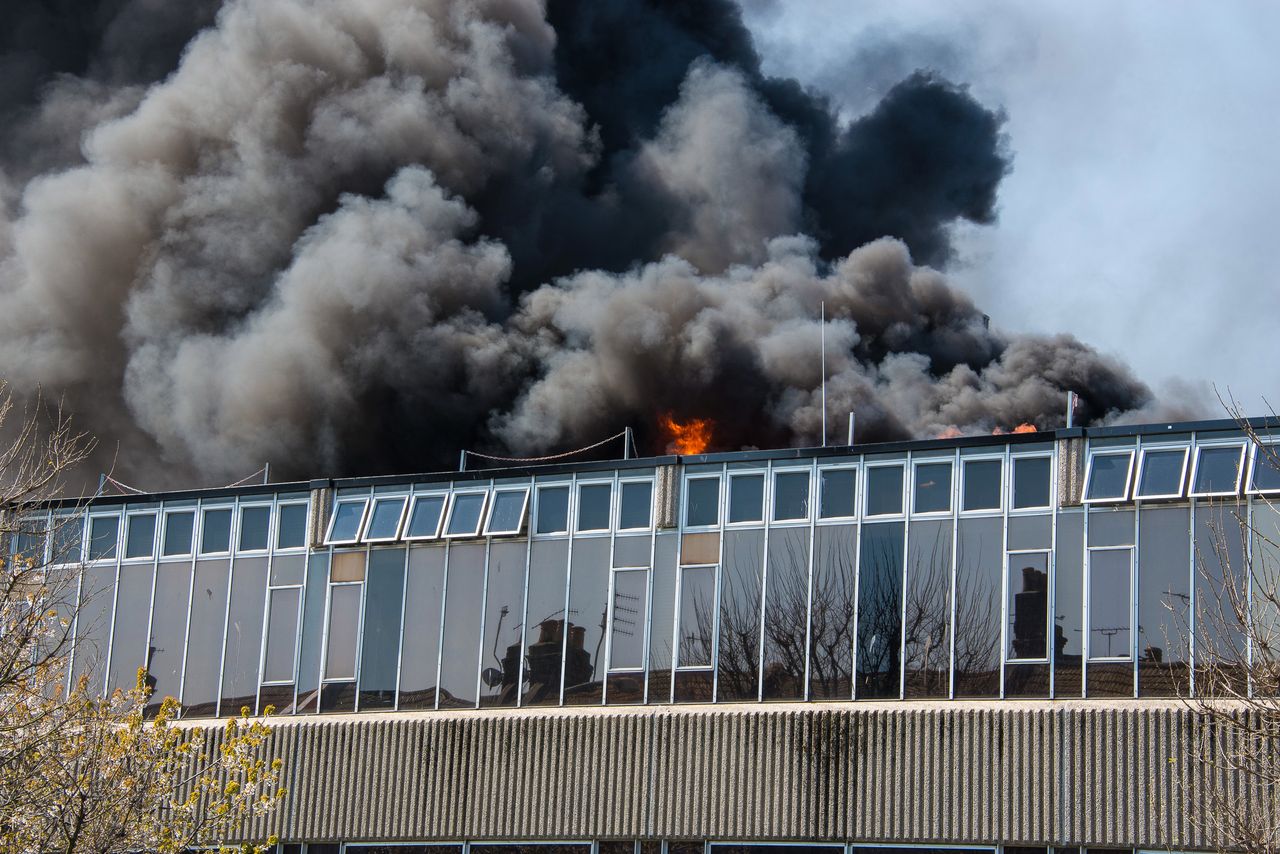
[0,0,1169,486]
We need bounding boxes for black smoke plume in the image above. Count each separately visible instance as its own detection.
[0,0,1176,487]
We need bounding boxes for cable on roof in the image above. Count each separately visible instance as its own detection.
[462,430,630,465]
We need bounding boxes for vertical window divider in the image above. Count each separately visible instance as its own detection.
[100,510,125,698]
[213,496,242,716]
[756,460,773,702]
[948,447,961,701]
[66,548,85,699]
[849,457,863,700]
[177,498,202,714]
[670,479,684,705]
[999,445,1011,699]
[316,545,335,710]
[1245,491,1255,699]
[143,504,162,706]
[602,472,620,706]
[899,450,913,700]
[643,477,659,705]
[472,534,493,711]
[1049,444,1059,700]
[515,477,535,709]
[432,538,451,711]
[710,462,727,703]
[1132,436,1142,698]
[558,473,578,707]
[1188,493,1197,698]
[391,543,410,713]
[802,457,819,700]
[1081,438,1091,695]
[253,494,279,716]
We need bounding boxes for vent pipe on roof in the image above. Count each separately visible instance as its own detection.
[1066,390,1077,429]
[847,412,856,446]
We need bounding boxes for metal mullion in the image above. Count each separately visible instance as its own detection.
[1081,442,1090,696]
[177,498,202,714]
[471,533,492,710]
[559,473,578,706]
[602,472,619,705]
[999,444,1011,699]
[142,507,162,704]
[253,494,279,716]
[642,480,658,705]
[850,457,864,701]
[99,512,125,698]
[1132,440,1142,699]
[670,471,689,704]
[432,539,451,710]
[899,450,912,700]
[756,460,773,702]
[391,542,410,712]
[948,447,961,700]
[708,463,728,703]
[515,477,534,709]
[802,457,818,700]
[1246,495,1255,698]
[214,496,241,716]
[1049,444,1059,699]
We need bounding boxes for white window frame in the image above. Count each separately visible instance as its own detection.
[197,504,235,556]
[158,507,197,560]
[863,462,906,519]
[1086,545,1135,662]
[1189,440,1247,498]
[402,492,448,541]
[442,490,489,539]
[573,479,614,534]
[1009,452,1055,512]
[320,578,365,684]
[615,477,656,532]
[673,562,718,671]
[1081,449,1136,505]
[770,466,813,525]
[958,455,1004,515]
[1004,548,1052,663]
[121,509,159,562]
[532,482,573,536]
[361,495,410,543]
[86,512,121,563]
[816,464,860,523]
[1247,440,1280,495]
[325,497,370,546]
[235,501,274,554]
[273,500,310,552]
[10,511,50,566]
[259,584,304,687]
[48,511,85,566]
[725,469,767,526]
[682,474,723,530]
[484,487,531,536]
[910,458,954,517]
[1133,445,1190,500]
[606,566,650,673]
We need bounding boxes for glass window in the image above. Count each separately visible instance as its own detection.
[962,459,1002,511]
[324,584,363,680]
[239,505,271,551]
[1007,552,1050,660]
[124,513,156,559]
[1135,448,1187,498]
[772,470,810,521]
[276,503,308,549]
[609,569,648,670]
[865,465,903,516]
[1088,548,1132,660]
[1013,456,1052,508]
[485,489,529,535]
[728,473,764,523]
[1084,451,1132,502]
[677,564,716,668]
[445,492,486,537]
[1191,444,1245,496]
[576,483,612,532]
[88,516,119,561]
[263,587,301,683]
[685,477,720,527]
[1251,443,1280,494]
[618,480,653,530]
[819,468,856,519]
[161,510,195,557]
[535,485,570,534]
[200,507,232,554]
[326,499,367,544]
[364,496,407,541]
[913,462,952,514]
[50,515,83,564]
[405,495,446,539]
[12,516,46,564]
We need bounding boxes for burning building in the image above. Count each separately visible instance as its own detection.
[11,414,1279,852]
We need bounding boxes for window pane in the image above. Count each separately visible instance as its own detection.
[564,537,609,704]
[200,508,232,553]
[479,542,526,707]
[913,462,952,514]
[610,569,648,670]
[963,459,1001,511]
[677,565,715,668]
[276,504,307,549]
[1088,549,1132,659]
[576,483,611,532]
[407,496,445,538]
[535,486,570,534]
[446,493,485,536]
[487,490,527,534]
[51,515,83,564]
[366,497,407,540]
[263,587,301,683]
[522,539,570,705]
[398,545,446,709]
[762,526,807,700]
[1137,449,1186,497]
[221,556,267,713]
[328,501,365,542]
[1085,453,1131,501]
[438,543,485,707]
[107,563,152,693]
[619,481,653,529]
[685,477,720,527]
[162,511,194,556]
[124,513,156,559]
[1194,445,1243,494]
[146,563,189,714]
[1252,445,1280,492]
[772,471,810,521]
[181,559,228,716]
[865,466,903,516]
[1013,457,1052,507]
[1007,552,1049,660]
[728,474,764,523]
[856,521,904,698]
[88,516,118,561]
[954,515,1002,697]
[359,548,406,710]
[819,469,856,518]
[324,584,362,680]
[239,506,270,551]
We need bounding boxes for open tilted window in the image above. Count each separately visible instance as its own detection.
[1134,446,1189,499]
[1190,443,1246,497]
[1248,442,1280,494]
[325,498,369,545]
[1083,450,1134,503]
[363,496,408,542]
[484,488,529,536]
[444,491,487,538]
[403,494,446,540]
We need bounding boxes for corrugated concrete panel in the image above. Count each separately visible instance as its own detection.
[234,701,1244,847]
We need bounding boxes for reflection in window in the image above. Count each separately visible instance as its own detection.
[809,524,856,699]
[954,516,1002,697]
[327,500,366,544]
[50,515,83,564]
[913,462,952,514]
[903,519,951,698]
[856,522,903,698]
[445,493,486,537]
[610,569,648,670]
[619,481,653,529]
[277,503,307,549]
[124,513,156,559]
[360,548,407,710]
[685,477,720,527]
[865,465,903,516]
[962,459,1002,511]
[1007,552,1049,660]
[535,486,570,534]
[239,506,270,551]
[161,511,194,557]
[565,537,609,704]
[1084,452,1132,502]
[1013,456,1052,508]
[486,489,528,535]
[1136,448,1187,498]
[728,473,764,523]
[1088,548,1132,660]
[364,497,407,540]
[88,516,119,561]
[200,507,232,554]
[677,565,715,668]
[406,495,446,539]
[1251,443,1280,493]
[1192,444,1245,496]
[762,526,808,700]
[716,529,763,701]
[819,468,856,519]
[772,470,810,521]
[576,483,612,532]
[1137,506,1191,696]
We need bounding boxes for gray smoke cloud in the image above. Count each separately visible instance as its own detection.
[0,0,1170,486]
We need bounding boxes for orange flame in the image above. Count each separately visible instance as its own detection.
[936,426,963,439]
[992,422,1037,436]
[660,412,714,455]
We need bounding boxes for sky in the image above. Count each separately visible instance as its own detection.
[742,0,1280,418]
